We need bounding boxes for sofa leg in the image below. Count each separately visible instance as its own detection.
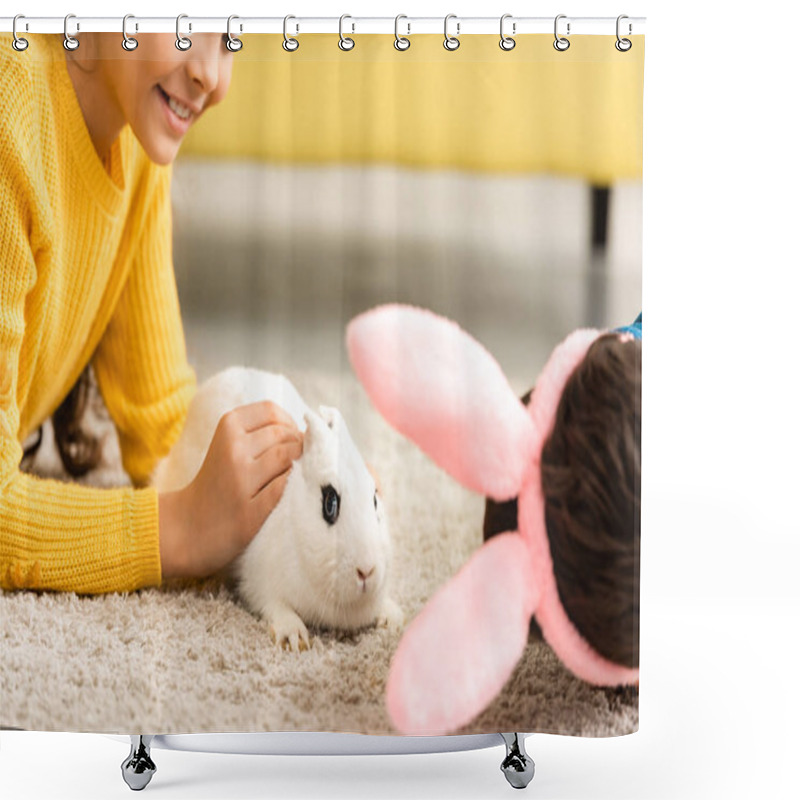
[500,733,535,789]
[121,735,156,791]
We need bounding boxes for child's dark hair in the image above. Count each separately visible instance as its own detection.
[21,364,102,477]
[484,332,641,669]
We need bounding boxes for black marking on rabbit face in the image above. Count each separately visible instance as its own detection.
[321,484,341,525]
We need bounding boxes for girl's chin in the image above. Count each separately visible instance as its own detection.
[142,138,182,166]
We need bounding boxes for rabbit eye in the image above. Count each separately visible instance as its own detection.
[374,491,378,512]
[321,485,340,525]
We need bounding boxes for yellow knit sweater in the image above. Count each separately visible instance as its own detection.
[0,34,197,594]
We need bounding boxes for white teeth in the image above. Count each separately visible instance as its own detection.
[167,94,192,120]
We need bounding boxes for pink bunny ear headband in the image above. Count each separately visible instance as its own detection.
[347,304,639,735]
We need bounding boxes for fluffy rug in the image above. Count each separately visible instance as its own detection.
[1,368,637,736]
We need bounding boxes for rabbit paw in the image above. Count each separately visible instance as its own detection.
[376,597,405,631]
[268,607,311,652]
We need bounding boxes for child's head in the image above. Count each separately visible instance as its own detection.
[348,305,640,731]
[66,33,234,165]
[484,332,641,669]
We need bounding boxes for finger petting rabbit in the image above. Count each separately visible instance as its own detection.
[152,366,403,651]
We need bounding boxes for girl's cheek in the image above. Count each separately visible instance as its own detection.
[216,60,235,103]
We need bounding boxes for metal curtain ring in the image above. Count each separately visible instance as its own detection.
[122,14,138,51]
[616,14,632,51]
[553,14,570,51]
[499,14,516,51]
[339,14,355,51]
[394,14,410,51]
[443,14,460,51]
[12,15,29,52]
[176,14,192,51]
[63,13,79,51]
[227,15,243,51]
[283,15,299,51]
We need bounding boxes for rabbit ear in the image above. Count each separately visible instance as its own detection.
[317,405,340,431]
[386,533,537,735]
[347,305,538,501]
[302,410,336,469]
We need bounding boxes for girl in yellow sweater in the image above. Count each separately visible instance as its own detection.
[0,32,302,594]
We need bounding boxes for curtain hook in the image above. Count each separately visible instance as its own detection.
[63,13,79,51]
[12,15,29,52]
[227,15,243,52]
[122,14,138,51]
[339,14,355,51]
[176,13,192,51]
[499,14,516,51]
[615,14,632,51]
[443,14,460,51]
[553,14,570,51]
[394,14,410,51]
[283,15,299,51]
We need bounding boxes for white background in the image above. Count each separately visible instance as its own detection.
[2,1,798,798]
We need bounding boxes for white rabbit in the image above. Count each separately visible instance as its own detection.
[151,367,403,651]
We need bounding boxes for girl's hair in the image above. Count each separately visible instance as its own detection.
[21,364,103,477]
[484,332,641,668]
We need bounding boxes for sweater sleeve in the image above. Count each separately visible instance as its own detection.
[91,162,197,489]
[0,152,162,594]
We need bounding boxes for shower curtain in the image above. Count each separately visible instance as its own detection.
[0,24,643,738]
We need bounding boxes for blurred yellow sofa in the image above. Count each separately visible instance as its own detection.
[181,34,643,185]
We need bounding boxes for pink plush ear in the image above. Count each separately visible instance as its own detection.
[347,305,538,501]
[386,533,537,735]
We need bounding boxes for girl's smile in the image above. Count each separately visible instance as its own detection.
[66,33,233,166]
[156,84,200,137]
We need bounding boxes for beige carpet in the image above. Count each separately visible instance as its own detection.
[1,369,637,736]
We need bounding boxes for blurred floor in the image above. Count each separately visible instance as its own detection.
[172,161,642,394]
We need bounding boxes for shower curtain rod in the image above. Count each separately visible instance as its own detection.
[1,16,645,37]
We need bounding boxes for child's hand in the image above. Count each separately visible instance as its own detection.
[159,401,303,580]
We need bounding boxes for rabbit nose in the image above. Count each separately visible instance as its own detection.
[357,566,375,582]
